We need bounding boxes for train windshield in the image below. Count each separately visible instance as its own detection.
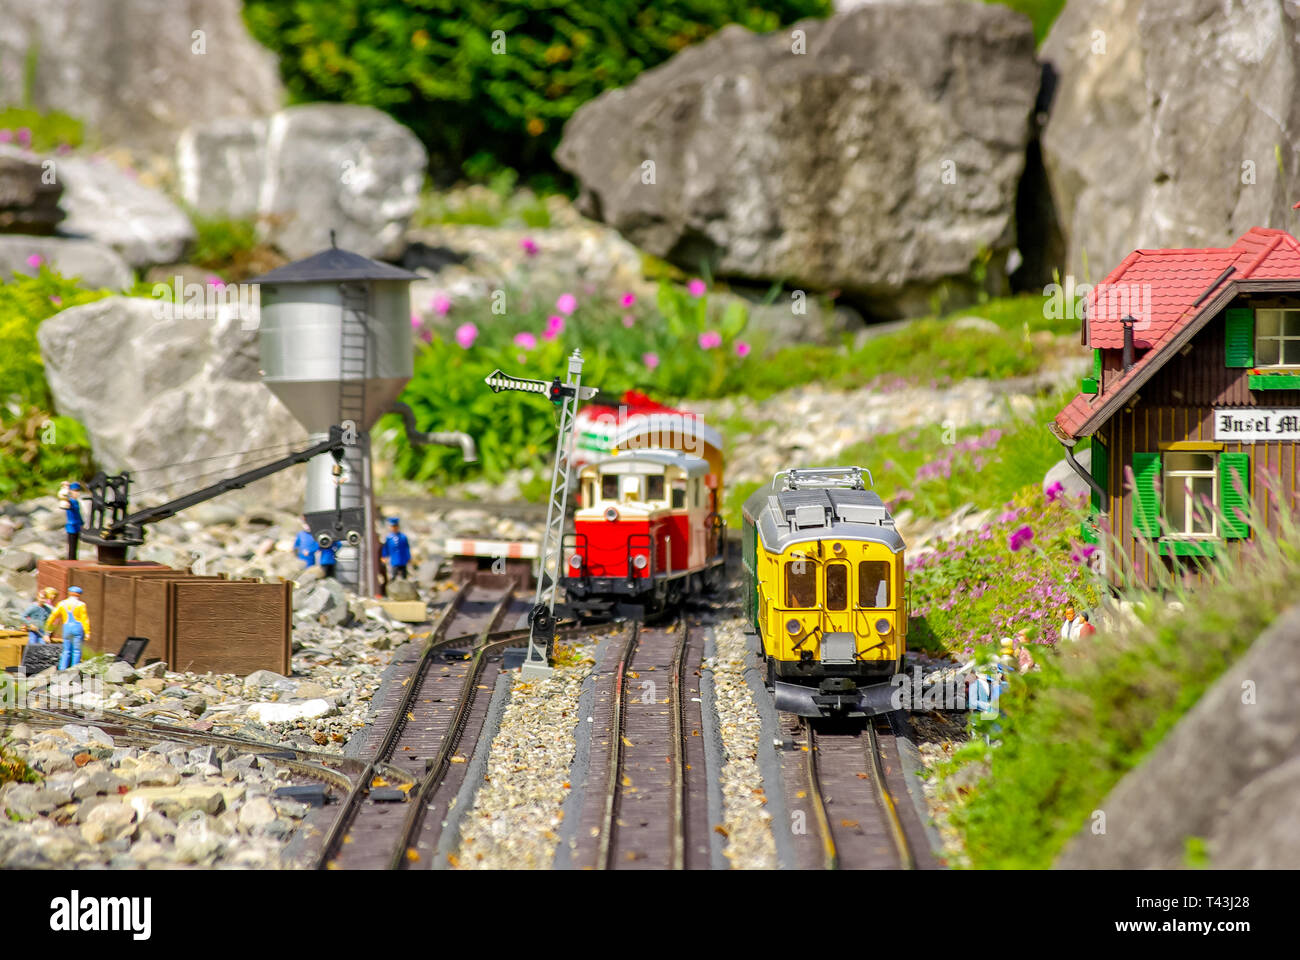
[858,561,891,607]
[647,474,666,503]
[601,474,619,500]
[785,560,817,607]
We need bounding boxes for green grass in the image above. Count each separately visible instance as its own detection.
[936,494,1299,868]
[414,169,555,229]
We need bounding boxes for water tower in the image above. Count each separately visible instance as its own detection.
[253,239,473,595]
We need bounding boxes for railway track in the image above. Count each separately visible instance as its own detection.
[318,574,527,869]
[792,715,930,870]
[573,619,709,869]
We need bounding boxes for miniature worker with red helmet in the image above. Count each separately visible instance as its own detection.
[45,584,90,669]
[381,516,411,580]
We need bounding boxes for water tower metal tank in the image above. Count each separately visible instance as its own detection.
[253,243,421,595]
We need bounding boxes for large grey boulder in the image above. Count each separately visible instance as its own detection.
[1055,605,1300,868]
[37,297,309,509]
[0,153,63,234]
[0,0,283,153]
[1040,0,1300,279]
[555,3,1039,318]
[0,235,131,289]
[177,105,428,260]
[56,155,196,268]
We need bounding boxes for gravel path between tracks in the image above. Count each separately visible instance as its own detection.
[450,640,597,869]
[706,619,777,869]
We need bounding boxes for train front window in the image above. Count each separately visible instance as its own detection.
[601,475,619,501]
[858,561,891,608]
[647,474,665,503]
[785,560,817,608]
[825,563,848,611]
[671,480,687,509]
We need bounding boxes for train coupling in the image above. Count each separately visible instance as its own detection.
[773,678,898,719]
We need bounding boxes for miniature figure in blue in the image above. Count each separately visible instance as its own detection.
[294,517,318,567]
[317,537,340,579]
[22,587,57,645]
[381,516,411,580]
[45,585,90,669]
[59,480,84,561]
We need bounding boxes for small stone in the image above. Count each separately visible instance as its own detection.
[104,661,137,683]
[79,802,136,844]
[136,677,166,693]
[238,796,277,831]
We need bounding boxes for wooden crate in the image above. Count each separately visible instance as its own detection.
[165,580,291,676]
[102,572,225,661]
[38,559,171,598]
[0,630,28,669]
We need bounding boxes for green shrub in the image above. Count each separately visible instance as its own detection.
[984,0,1065,43]
[0,736,38,789]
[387,278,754,486]
[0,268,107,500]
[0,105,84,152]
[242,0,832,176]
[190,215,260,270]
[938,492,1297,868]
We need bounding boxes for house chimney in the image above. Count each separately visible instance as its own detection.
[1122,315,1135,373]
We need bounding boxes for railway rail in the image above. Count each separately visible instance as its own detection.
[790,713,936,870]
[575,619,710,869]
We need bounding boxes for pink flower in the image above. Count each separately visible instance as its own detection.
[16,128,31,148]
[1045,480,1065,503]
[0,130,11,143]
[410,312,422,328]
[543,314,565,340]
[734,340,751,357]
[520,237,539,257]
[514,332,537,350]
[432,295,452,317]
[620,292,636,308]
[688,278,707,297]
[555,293,577,315]
[25,253,44,269]
[622,314,635,328]
[56,143,71,155]
[454,322,478,349]
[49,295,62,306]
[1008,524,1035,552]
[642,352,660,369]
[698,331,722,350]
[420,329,433,343]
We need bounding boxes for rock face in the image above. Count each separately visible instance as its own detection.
[0,153,63,234]
[0,235,133,290]
[1040,0,1300,279]
[56,156,196,268]
[0,0,283,153]
[555,3,1040,318]
[37,297,309,509]
[177,105,428,260]
[1055,605,1300,869]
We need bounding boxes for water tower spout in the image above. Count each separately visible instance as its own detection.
[390,400,478,462]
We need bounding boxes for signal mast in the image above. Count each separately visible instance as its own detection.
[484,349,597,677]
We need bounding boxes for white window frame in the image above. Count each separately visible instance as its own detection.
[1163,452,1218,539]
[1253,308,1300,369]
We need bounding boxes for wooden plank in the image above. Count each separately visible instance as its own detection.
[168,580,290,676]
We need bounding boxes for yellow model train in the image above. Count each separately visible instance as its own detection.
[741,467,906,718]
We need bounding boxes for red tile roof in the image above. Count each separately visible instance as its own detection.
[1055,228,1300,441]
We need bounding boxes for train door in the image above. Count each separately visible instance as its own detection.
[822,560,852,637]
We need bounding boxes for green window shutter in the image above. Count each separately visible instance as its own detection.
[1224,308,1255,368]
[1219,452,1251,539]
[1090,440,1108,515]
[1131,452,1162,538]
[1093,348,1102,381]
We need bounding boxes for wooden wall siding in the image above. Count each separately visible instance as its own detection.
[168,581,290,676]
[1101,399,1300,589]
[1143,311,1300,407]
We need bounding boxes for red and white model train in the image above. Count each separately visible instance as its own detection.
[560,394,727,616]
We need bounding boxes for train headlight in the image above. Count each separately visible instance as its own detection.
[875,618,892,635]
[568,554,583,569]
[632,554,648,569]
[785,618,802,636]
[604,507,619,522]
